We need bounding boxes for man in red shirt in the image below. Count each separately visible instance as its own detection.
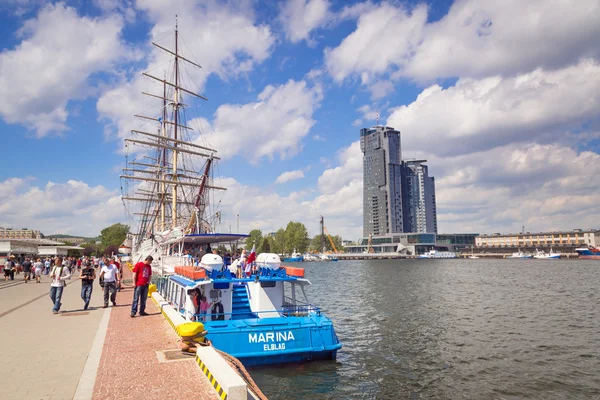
[130,255,153,318]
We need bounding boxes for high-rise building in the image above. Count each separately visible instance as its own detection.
[401,160,438,233]
[360,125,438,237]
[360,126,403,236]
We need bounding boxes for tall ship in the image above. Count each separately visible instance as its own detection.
[120,20,246,274]
[121,22,342,366]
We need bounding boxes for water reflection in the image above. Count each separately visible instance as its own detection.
[250,259,600,399]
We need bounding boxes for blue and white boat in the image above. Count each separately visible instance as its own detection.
[158,252,342,366]
[282,249,303,262]
[121,27,341,366]
[575,247,600,260]
[507,249,533,259]
[533,248,561,259]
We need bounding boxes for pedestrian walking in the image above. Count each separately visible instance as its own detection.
[130,255,153,318]
[49,257,71,314]
[99,257,120,308]
[44,258,51,275]
[113,257,123,292]
[22,258,32,283]
[33,258,43,283]
[4,256,15,281]
[79,261,95,310]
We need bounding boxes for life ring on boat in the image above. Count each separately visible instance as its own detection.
[211,301,225,321]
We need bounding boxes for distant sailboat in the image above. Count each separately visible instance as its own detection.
[468,245,479,259]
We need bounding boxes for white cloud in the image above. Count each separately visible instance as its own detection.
[94,0,136,22]
[387,60,600,157]
[0,3,130,137]
[312,134,326,141]
[317,141,361,194]
[325,0,600,84]
[433,143,600,234]
[368,80,394,100]
[275,170,305,184]
[324,3,427,82]
[0,178,125,236]
[403,0,600,81]
[193,79,323,162]
[97,0,275,144]
[279,0,331,44]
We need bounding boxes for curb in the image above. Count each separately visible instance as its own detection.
[150,292,249,400]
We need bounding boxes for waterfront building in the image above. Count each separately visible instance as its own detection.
[401,160,438,234]
[344,233,478,255]
[0,227,42,239]
[476,229,599,248]
[360,126,403,236]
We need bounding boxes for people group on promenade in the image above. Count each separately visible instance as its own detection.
[2,254,154,316]
[3,248,247,318]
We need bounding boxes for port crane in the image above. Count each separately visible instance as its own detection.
[320,215,340,253]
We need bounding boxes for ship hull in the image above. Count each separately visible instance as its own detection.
[578,255,600,260]
[204,316,342,366]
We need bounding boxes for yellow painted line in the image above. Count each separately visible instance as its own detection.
[196,353,228,400]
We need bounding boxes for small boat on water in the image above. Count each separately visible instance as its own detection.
[575,247,600,260]
[159,253,342,366]
[283,249,303,262]
[468,245,480,259]
[418,249,457,259]
[507,249,533,259]
[533,248,561,259]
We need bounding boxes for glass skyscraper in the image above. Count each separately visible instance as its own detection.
[361,126,437,237]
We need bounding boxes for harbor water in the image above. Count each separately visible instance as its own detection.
[249,259,600,399]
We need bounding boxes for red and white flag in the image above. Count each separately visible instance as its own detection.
[246,244,256,265]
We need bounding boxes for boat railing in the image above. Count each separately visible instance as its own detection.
[192,305,321,321]
[282,296,320,316]
[162,255,194,266]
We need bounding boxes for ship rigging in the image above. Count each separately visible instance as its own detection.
[120,19,226,255]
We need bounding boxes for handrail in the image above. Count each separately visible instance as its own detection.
[192,305,321,320]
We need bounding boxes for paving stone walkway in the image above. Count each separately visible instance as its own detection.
[0,267,218,400]
[92,284,218,400]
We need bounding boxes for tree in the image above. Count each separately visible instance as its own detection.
[271,229,286,254]
[104,245,119,256]
[67,248,82,257]
[82,246,95,257]
[100,223,129,248]
[245,229,263,250]
[284,221,309,253]
[258,235,272,254]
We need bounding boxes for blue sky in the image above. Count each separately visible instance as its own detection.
[1,0,599,239]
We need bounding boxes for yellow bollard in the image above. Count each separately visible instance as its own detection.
[148,283,157,297]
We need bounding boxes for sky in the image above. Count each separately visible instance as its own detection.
[1,0,599,240]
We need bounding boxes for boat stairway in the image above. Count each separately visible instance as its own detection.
[231,284,258,320]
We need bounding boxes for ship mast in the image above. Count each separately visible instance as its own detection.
[172,17,179,229]
[161,75,167,231]
[121,18,227,244]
